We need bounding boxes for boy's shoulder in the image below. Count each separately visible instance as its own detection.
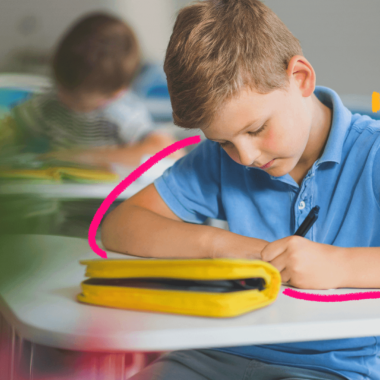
[350,112,380,150]
[171,138,244,181]
[347,112,380,154]
[350,112,380,134]
[345,112,380,206]
[188,138,224,162]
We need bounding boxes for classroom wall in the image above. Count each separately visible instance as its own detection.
[0,0,379,97]
[0,0,104,71]
[175,0,380,98]
[262,0,380,97]
[0,0,176,72]
[118,0,176,63]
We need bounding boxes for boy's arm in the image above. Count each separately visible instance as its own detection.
[342,247,380,288]
[261,237,380,289]
[101,183,268,259]
[38,132,185,168]
[266,146,380,290]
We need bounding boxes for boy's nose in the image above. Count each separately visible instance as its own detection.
[237,146,260,167]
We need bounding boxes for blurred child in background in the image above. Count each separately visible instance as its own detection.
[10,12,183,169]
[2,12,184,238]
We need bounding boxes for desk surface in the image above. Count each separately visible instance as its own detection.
[1,235,379,353]
[0,180,146,200]
[0,148,174,200]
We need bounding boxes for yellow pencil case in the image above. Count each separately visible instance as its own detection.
[77,259,281,318]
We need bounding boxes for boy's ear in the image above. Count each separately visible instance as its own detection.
[286,55,316,97]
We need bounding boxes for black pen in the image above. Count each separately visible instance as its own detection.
[294,205,320,237]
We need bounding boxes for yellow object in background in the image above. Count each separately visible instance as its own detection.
[372,92,380,113]
[78,259,281,318]
[0,167,119,182]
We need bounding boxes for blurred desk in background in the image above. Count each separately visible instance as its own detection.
[0,179,151,238]
[0,152,177,237]
[0,179,147,200]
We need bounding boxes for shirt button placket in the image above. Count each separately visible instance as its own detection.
[295,176,312,232]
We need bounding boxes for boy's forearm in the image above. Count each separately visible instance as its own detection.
[102,203,214,258]
[212,228,267,260]
[340,247,380,288]
[101,204,267,259]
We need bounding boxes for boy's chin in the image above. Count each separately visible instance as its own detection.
[266,161,294,178]
[265,168,284,177]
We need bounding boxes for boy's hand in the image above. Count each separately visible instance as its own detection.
[260,236,347,289]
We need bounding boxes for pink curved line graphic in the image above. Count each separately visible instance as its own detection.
[88,135,202,258]
[283,288,380,302]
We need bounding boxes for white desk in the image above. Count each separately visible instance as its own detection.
[0,180,147,200]
[0,161,162,200]
[0,125,204,202]
[1,234,380,353]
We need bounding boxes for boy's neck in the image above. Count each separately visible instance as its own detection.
[289,94,332,185]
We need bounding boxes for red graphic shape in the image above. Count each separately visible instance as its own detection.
[283,288,380,302]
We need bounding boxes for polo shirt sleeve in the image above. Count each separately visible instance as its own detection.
[373,144,380,209]
[154,140,226,224]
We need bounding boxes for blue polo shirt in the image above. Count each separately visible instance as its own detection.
[154,86,380,380]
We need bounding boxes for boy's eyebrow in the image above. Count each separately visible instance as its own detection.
[206,119,261,141]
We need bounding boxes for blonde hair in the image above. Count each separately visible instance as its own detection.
[164,0,303,129]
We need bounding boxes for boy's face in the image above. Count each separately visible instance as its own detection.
[203,80,314,178]
[58,88,127,113]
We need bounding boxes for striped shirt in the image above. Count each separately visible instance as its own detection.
[11,89,155,152]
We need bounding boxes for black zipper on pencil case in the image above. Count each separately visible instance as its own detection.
[83,277,266,293]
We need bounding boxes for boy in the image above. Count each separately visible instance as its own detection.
[101,1,380,379]
[10,12,182,168]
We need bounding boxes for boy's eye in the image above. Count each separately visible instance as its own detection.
[215,123,267,147]
[248,124,267,136]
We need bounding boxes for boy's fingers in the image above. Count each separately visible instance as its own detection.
[267,252,287,273]
[260,237,288,262]
[280,268,292,284]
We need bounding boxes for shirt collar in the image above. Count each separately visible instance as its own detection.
[314,86,352,166]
